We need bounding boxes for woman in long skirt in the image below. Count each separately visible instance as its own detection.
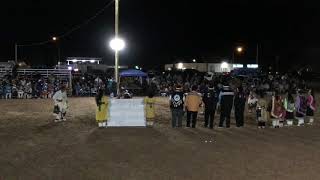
[96,89,109,128]
[306,89,316,125]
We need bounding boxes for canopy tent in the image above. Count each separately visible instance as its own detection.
[120,69,147,77]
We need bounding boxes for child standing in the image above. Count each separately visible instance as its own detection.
[248,92,258,113]
[256,93,268,128]
[306,89,316,125]
[284,93,295,126]
[95,89,109,128]
[145,92,156,127]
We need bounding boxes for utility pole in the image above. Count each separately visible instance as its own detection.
[115,0,120,94]
[15,44,18,63]
[256,43,259,65]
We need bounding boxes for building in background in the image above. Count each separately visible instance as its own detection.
[63,57,128,73]
[165,62,258,73]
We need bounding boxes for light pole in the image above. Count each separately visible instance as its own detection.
[109,0,126,95]
[15,43,18,63]
[52,37,61,65]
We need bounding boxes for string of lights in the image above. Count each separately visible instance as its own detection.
[17,0,115,47]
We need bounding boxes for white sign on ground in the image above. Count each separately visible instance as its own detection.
[107,98,146,127]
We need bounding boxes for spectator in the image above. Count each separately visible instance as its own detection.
[5,83,12,99]
[256,93,268,128]
[306,89,316,125]
[169,85,185,128]
[234,86,246,127]
[185,85,202,128]
[218,85,234,128]
[295,90,307,126]
[284,92,295,126]
[203,84,219,129]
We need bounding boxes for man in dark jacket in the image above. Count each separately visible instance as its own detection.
[234,86,246,127]
[218,85,234,128]
[203,84,219,129]
[169,85,185,128]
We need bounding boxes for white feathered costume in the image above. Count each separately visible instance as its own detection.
[52,90,68,121]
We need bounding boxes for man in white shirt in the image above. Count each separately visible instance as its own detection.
[52,85,68,122]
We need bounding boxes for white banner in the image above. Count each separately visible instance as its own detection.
[107,98,146,127]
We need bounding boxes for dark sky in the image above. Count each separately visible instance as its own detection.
[1,0,320,70]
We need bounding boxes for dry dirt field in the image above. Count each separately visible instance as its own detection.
[0,97,319,180]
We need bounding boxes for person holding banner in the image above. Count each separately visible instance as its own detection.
[95,89,109,128]
[145,92,156,127]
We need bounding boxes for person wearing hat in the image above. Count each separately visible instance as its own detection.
[169,85,185,128]
[218,85,234,128]
[52,85,68,122]
[202,84,219,129]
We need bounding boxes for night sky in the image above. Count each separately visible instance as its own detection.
[1,0,320,71]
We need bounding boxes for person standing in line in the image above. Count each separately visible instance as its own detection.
[284,92,295,126]
[145,91,156,127]
[52,85,68,122]
[295,90,307,126]
[256,92,268,128]
[234,86,246,127]
[169,85,185,128]
[218,85,234,128]
[203,84,219,129]
[271,92,285,128]
[5,82,12,99]
[247,91,258,113]
[95,89,109,128]
[185,85,202,128]
[306,89,316,125]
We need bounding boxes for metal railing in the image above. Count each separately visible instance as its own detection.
[16,69,71,77]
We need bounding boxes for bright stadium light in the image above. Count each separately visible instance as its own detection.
[221,62,229,69]
[177,63,184,70]
[109,37,125,51]
[135,65,139,70]
[90,60,95,63]
[193,59,196,63]
[68,66,72,70]
[74,68,79,72]
[237,47,243,53]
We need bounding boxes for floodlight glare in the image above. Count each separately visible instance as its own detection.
[221,62,229,69]
[109,38,125,51]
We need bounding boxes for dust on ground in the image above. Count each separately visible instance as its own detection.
[0,97,319,180]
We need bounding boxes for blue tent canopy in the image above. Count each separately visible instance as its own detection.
[120,69,147,77]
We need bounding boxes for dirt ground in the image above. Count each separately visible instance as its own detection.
[0,97,319,180]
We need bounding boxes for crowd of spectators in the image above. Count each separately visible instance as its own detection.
[0,74,66,99]
[0,69,310,99]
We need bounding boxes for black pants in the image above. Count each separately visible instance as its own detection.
[204,106,216,128]
[187,111,198,128]
[258,121,266,127]
[234,105,245,127]
[219,107,232,128]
